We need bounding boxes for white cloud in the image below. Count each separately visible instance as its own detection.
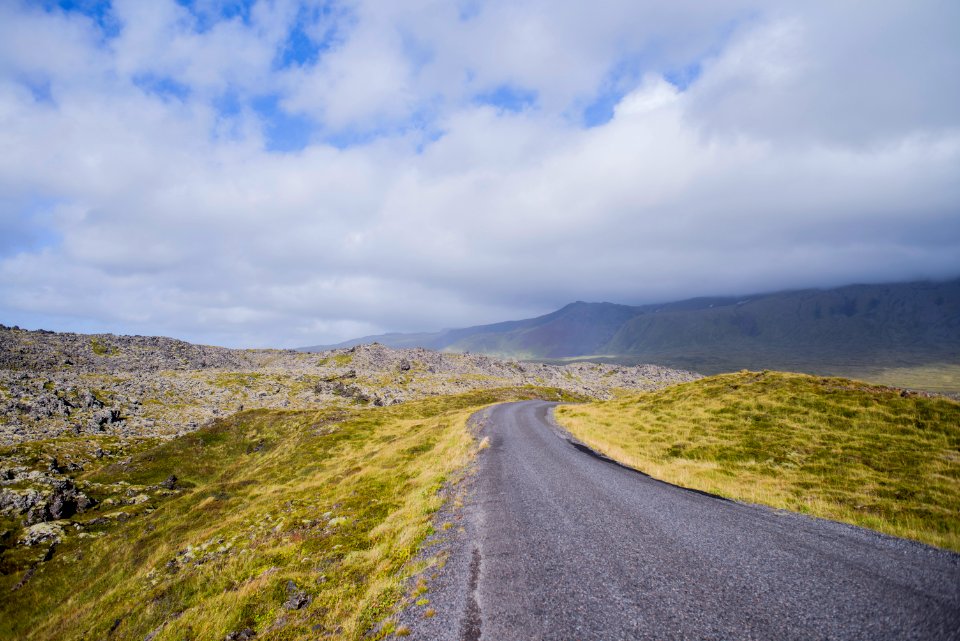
[0,0,958,347]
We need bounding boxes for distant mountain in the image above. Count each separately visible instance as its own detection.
[300,279,960,377]
[299,301,644,357]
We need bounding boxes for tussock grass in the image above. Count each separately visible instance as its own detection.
[0,386,567,640]
[555,371,960,551]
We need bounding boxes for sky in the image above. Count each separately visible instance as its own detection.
[1,0,958,348]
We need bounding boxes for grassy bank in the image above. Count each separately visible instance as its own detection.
[555,371,960,551]
[1,386,575,640]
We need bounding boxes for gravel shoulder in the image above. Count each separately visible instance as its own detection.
[412,400,960,641]
[393,407,494,640]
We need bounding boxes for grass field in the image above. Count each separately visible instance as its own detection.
[540,354,960,396]
[832,363,960,397]
[0,386,576,641]
[555,371,960,551]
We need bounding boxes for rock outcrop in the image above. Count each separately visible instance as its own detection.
[0,325,700,445]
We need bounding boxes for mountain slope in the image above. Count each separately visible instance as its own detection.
[602,280,960,372]
[300,301,644,357]
[445,301,642,358]
[302,280,960,385]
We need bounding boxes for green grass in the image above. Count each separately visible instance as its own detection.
[544,355,960,396]
[314,353,354,368]
[555,371,960,551]
[829,363,960,397]
[0,386,576,640]
[211,372,265,389]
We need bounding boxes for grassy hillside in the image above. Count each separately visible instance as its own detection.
[0,387,576,641]
[555,372,960,551]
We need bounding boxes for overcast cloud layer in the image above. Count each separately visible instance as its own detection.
[1,0,959,347]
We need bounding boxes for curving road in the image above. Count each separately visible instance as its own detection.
[433,400,960,641]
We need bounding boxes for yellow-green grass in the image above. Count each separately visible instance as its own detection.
[315,353,354,367]
[829,363,960,397]
[89,337,118,356]
[1,386,575,640]
[555,371,960,551]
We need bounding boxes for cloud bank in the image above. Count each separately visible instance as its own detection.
[1,0,958,347]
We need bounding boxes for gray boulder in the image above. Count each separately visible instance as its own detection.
[19,522,63,546]
[90,408,120,431]
[283,580,312,610]
[0,488,43,515]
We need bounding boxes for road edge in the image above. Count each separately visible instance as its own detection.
[388,405,495,640]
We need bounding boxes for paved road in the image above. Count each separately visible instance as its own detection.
[459,401,960,641]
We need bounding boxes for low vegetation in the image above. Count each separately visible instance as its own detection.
[89,337,118,357]
[555,371,960,551]
[1,386,576,640]
[834,363,960,398]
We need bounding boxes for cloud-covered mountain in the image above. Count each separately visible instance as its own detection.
[303,280,960,375]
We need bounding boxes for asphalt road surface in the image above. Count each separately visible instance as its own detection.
[457,400,960,641]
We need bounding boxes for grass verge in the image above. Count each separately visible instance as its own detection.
[555,371,960,551]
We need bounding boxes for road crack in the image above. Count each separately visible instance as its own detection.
[460,547,482,641]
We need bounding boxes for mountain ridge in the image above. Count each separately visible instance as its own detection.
[300,279,960,380]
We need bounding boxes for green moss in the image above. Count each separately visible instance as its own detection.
[210,372,264,390]
[332,353,354,366]
[89,338,118,356]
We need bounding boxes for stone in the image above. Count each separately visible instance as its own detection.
[0,488,42,515]
[93,408,120,426]
[143,624,165,641]
[283,580,312,610]
[48,491,76,520]
[79,390,102,409]
[19,522,64,546]
[76,493,96,511]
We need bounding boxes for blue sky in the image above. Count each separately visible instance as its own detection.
[1,0,958,347]
[35,0,725,149]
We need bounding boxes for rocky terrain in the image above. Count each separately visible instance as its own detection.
[0,324,698,446]
[0,324,699,572]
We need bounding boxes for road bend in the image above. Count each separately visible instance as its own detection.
[462,400,960,641]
